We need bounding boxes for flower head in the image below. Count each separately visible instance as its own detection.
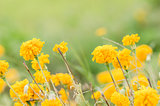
[95,27,107,36]
[31,53,49,71]
[131,74,149,91]
[111,91,130,106]
[97,68,124,84]
[122,34,140,46]
[0,60,9,77]
[157,80,160,89]
[91,45,118,64]
[0,45,5,57]
[0,78,6,93]
[134,87,159,106]
[112,48,133,69]
[33,70,51,84]
[41,98,62,106]
[53,41,68,54]
[20,38,45,61]
[91,91,101,100]
[51,73,73,89]
[59,88,69,103]
[136,44,152,62]
[6,68,19,83]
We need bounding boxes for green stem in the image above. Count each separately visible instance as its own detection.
[36,56,51,92]
[4,77,26,105]
[106,63,120,92]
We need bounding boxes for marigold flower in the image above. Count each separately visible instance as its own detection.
[95,27,107,36]
[112,48,133,69]
[31,53,50,70]
[10,79,29,101]
[59,88,69,103]
[131,74,149,91]
[102,83,117,99]
[134,87,159,106]
[0,78,6,93]
[0,60,9,77]
[157,80,160,89]
[0,45,5,57]
[33,70,51,84]
[91,45,118,64]
[6,68,19,83]
[51,73,73,89]
[91,91,101,100]
[53,41,68,54]
[41,98,62,106]
[111,91,130,106]
[129,57,144,72]
[122,34,140,46]
[97,68,124,84]
[20,38,45,61]
[14,102,23,106]
[136,44,152,62]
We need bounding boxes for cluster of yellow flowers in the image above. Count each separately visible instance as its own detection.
[91,34,160,106]
[1,33,160,106]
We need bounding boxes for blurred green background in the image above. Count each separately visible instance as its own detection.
[0,0,160,105]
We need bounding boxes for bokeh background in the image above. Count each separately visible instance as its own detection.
[0,0,160,105]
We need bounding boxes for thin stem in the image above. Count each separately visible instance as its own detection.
[36,56,51,92]
[116,57,133,94]
[23,62,45,96]
[101,93,110,106]
[106,63,120,92]
[4,77,26,105]
[147,77,152,88]
[50,79,65,106]
[29,84,43,100]
[57,48,89,106]
[90,83,97,105]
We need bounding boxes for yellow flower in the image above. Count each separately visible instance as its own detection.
[157,80,160,89]
[129,57,144,72]
[102,83,117,99]
[122,34,140,46]
[0,45,5,57]
[91,91,101,100]
[112,48,133,69]
[14,102,23,106]
[20,38,45,61]
[134,87,159,106]
[53,41,68,54]
[111,91,130,106]
[95,27,107,36]
[31,53,50,71]
[0,60,9,76]
[6,68,19,83]
[10,79,29,101]
[136,44,152,62]
[97,68,124,84]
[28,83,44,99]
[131,74,149,91]
[91,45,118,64]
[41,99,62,106]
[33,70,51,84]
[59,88,69,103]
[51,73,73,89]
[0,78,6,93]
